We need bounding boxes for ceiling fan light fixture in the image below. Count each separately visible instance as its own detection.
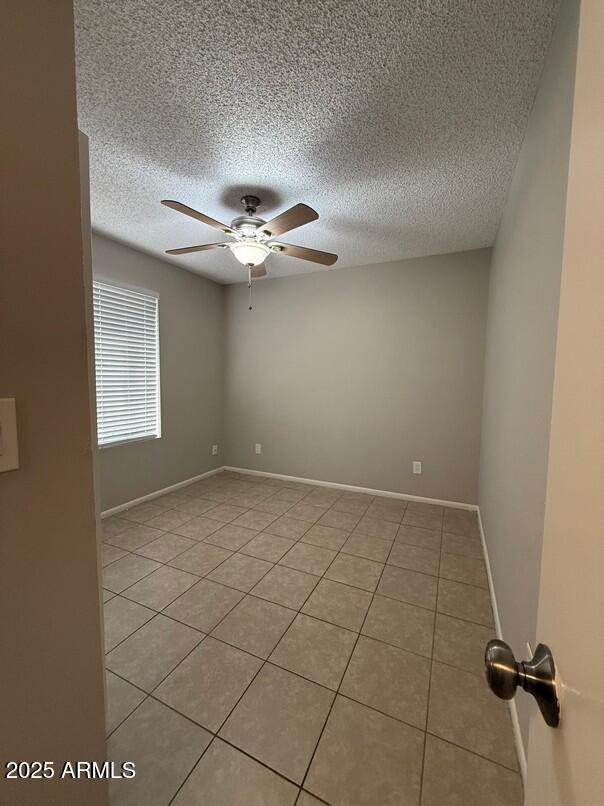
[163,196,338,275]
[229,240,271,266]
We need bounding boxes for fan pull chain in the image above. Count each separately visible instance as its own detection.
[247,264,253,311]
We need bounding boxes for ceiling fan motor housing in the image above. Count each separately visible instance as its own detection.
[230,215,266,235]
[241,194,261,216]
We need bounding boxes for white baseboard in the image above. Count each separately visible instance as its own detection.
[102,464,476,518]
[476,507,527,782]
[100,466,224,518]
[223,466,477,511]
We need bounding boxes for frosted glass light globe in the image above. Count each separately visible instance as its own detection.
[229,240,271,266]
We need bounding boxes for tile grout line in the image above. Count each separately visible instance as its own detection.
[103,475,505,801]
[423,729,522,775]
[105,538,492,659]
[162,483,331,804]
[104,484,383,748]
[106,651,522,781]
[107,584,491,687]
[166,737,217,806]
[104,676,150,740]
[102,557,167,597]
[102,484,325,656]
[417,508,444,805]
[112,583,517,786]
[188,528,345,774]
[296,498,411,799]
[104,514,491,660]
[107,544,273,678]
[107,525,488,594]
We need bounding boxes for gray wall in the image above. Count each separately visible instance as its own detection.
[478,0,579,750]
[93,235,224,509]
[224,250,490,504]
[0,3,107,803]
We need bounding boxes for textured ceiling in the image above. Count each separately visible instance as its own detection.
[74,0,558,284]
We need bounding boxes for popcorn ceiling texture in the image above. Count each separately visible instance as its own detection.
[74,0,558,284]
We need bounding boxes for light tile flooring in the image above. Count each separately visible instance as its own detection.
[102,471,523,806]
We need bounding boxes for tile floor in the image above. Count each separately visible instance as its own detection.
[102,471,523,806]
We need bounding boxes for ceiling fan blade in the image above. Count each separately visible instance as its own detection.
[165,242,229,255]
[251,265,267,278]
[257,203,318,238]
[161,200,234,234]
[271,242,338,266]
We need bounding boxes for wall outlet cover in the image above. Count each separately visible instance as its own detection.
[212,444,219,456]
[412,461,422,475]
[255,443,262,455]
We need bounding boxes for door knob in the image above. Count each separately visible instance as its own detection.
[484,639,560,727]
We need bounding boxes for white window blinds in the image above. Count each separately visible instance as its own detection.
[93,280,161,446]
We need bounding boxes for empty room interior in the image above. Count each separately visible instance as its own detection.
[2,1,603,805]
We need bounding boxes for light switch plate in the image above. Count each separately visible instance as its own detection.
[0,398,19,472]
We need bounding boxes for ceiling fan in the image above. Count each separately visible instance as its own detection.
[161,194,338,280]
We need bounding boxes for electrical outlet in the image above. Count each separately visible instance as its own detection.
[211,444,219,456]
[412,461,422,475]
[255,443,262,455]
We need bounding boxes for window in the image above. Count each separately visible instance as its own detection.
[92,280,161,447]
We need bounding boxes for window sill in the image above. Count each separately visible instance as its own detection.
[98,434,161,450]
